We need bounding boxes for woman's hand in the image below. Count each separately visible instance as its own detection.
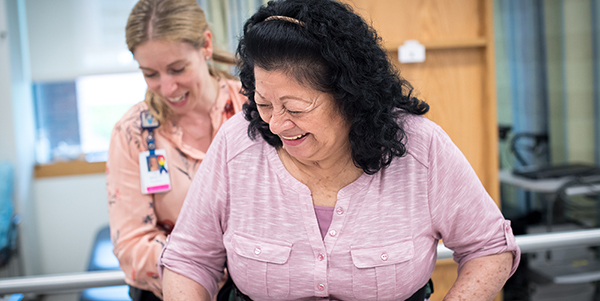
[163,268,211,301]
[443,251,514,301]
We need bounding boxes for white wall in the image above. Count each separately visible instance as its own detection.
[26,0,138,82]
[0,0,16,164]
[29,174,109,300]
[2,0,41,277]
[33,174,109,275]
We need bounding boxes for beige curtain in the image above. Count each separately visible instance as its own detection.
[201,0,267,53]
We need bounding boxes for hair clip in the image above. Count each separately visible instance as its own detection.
[263,15,306,27]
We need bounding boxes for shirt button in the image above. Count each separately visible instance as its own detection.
[381,253,388,261]
[329,230,337,237]
[254,247,261,255]
[318,284,325,291]
[318,253,324,261]
[336,207,344,215]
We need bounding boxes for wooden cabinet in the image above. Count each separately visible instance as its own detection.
[340,1,500,300]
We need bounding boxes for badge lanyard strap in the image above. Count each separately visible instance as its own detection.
[141,110,160,156]
[147,129,156,156]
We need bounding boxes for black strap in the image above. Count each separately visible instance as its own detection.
[217,277,433,301]
[216,274,252,301]
[128,285,162,301]
[405,279,433,301]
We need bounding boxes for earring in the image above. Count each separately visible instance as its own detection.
[205,55,210,61]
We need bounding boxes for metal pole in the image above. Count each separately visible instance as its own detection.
[4,229,600,295]
[0,270,125,295]
[436,228,600,260]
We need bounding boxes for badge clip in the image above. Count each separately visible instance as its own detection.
[141,110,160,155]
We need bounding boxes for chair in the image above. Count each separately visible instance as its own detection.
[0,162,20,276]
[79,225,131,301]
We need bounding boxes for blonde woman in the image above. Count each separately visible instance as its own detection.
[106,0,246,299]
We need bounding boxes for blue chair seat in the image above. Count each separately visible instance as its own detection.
[81,285,130,301]
[80,225,131,301]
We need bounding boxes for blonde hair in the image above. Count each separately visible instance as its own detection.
[126,0,237,123]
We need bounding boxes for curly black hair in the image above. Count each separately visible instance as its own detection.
[237,0,429,175]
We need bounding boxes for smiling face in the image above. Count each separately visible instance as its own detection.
[254,67,352,165]
[133,33,214,116]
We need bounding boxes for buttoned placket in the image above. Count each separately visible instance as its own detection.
[316,191,351,298]
[307,196,330,298]
[287,160,369,299]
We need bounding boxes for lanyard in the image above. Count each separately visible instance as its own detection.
[147,129,156,156]
[140,110,160,155]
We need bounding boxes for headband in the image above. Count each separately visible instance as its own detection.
[263,15,305,27]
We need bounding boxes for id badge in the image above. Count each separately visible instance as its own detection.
[139,149,172,194]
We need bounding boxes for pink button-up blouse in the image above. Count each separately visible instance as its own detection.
[159,112,520,300]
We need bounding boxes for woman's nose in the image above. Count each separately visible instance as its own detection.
[160,76,178,97]
[268,110,294,134]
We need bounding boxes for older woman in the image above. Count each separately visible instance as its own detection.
[159,0,520,300]
[106,0,246,299]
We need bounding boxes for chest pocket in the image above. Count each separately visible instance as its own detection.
[350,240,415,300]
[230,232,292,298]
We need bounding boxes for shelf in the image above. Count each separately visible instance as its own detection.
[35,161,105,178]
[385,38,488,52]
[527,223,600,286]
[529,260,600,284]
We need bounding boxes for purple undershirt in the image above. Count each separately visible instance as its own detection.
[314,205,335,240]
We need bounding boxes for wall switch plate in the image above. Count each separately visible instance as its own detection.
[398,40,425,63]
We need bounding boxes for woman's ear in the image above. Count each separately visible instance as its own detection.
[202,30,213,59]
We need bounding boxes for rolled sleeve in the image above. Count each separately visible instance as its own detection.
[158,235,222,297]
[453,219,521,277]
[428,125,520,277]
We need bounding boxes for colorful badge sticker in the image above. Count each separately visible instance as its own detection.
[139,149,171,194]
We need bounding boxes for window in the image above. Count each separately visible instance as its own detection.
[76,73,147,162]
[33,73,146,163]
[33,81,80,164]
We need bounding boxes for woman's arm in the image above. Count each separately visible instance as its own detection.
[443,251,514,301]
[163,268,211,300]
[106,116,166,296]
[425,125,520,299]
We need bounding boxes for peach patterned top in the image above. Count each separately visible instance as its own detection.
[106,78,246,298]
